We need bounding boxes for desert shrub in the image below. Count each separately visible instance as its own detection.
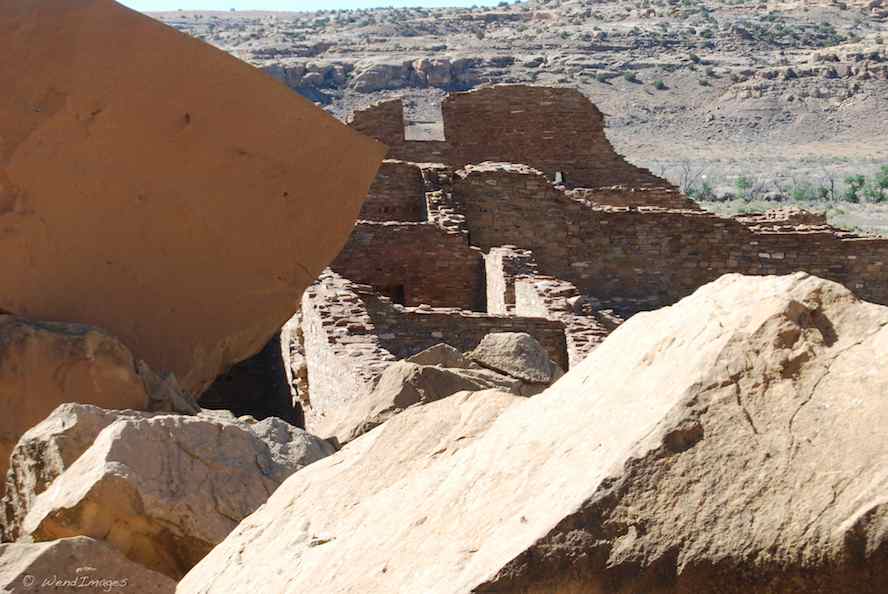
[654,79,667,90]
[735,176,754,197]
[623,71,639,83]
[687,180,715,200]
[845,174,866,203]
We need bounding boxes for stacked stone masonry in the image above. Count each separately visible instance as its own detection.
[286,84,888,435]
[298,271,566,427]
[349,85,682,197]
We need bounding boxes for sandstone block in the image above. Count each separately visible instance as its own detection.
[405,343,470,368]
[0,316,197,490]
[0,536,175,594]
[3,404,151,543]
[22,413,334,578]
[469,332,558,384]
[179,273,888,593]
[0,0,385,397]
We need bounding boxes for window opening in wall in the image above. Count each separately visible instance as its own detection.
[403,95,446,142]
[380,284,407,306]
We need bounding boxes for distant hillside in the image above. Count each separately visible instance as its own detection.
[154,0,888,209]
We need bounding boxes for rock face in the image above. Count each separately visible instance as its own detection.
[2,404,150,543]
[178,273,888,593]
[405,343,470,368]
[177,388,524,594]
[469,332,561,384]
[21,413,334,578]
[0,0,385,397]
[0,316,198,489]
[0,536,175,593]
[329,361,527,443]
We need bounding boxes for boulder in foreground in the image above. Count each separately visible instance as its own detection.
[0,536,175,593]
[179,273,888,593]
[22,413,334,578]
[3,404,149,542]
[0,316,198,490]
[0,0,385,396]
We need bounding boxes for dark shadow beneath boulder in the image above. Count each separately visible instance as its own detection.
[199,333,305,428]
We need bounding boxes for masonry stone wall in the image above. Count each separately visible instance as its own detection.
[456,164,888,308]
[567,186,699,210]
[348,99,448,164]
[298,272,569,426]
[515,276,623,367]
[359,160,427,222]
[331,221,485,310]
[484,246,538,315]
[348,85,674,191]
[365,300,568,371]
[299,275,396,423]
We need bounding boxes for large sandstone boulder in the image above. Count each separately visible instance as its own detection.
[331,361,526,443]
[3,404,149,543]
[0,0,385,396]
[405,343,470,368]
[0,316,198,489]
[178,273,888,593]
[21,413,334,578]
[469,332,561,384]
[0,536,175,593]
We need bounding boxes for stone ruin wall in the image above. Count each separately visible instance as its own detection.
[285,84,888,434]
[330,221,485,310]
[349,85,685,202]
[359,160,427,222]
[298,272,567,422]
[483,246,538,315]
[457,164,888,308]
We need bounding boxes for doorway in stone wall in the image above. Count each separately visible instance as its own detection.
[380,284,407,306]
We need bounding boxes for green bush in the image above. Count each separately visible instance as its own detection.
[654,79,667,90]
[623,71,639,83]
[735,176,754,196]
[845,174,865,203]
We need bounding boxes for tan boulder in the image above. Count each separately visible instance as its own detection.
[0,0,385,396]
[0,536,175,593]
[3,404,150,543]
[22,413,334,578]
[469,332,561,384]
[405,343,471,368]
[330,361,526,443]
[0,316,198,489]
[178,273,888,593]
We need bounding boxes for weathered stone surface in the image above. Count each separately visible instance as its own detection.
[0,316,197,490]
[3,404,151,543]
[22,413,334,578]
[0,0,385,397]
[405,343,470,368]
[469,332,558,384]
[178,273,888,593]
[0,536,175,593]
[177,389,523,594]
[329,361,526,443]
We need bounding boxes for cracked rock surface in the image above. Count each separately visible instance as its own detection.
[178,272,888,593]
[20,413,334,579]
[0,536,176,594]
[0,316,198,491]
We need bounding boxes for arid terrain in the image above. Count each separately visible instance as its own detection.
[5,3,888,592]
[152,0,888,227]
